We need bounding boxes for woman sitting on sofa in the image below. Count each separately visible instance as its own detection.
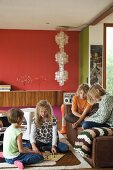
[65,83,93,129]
[82,83,113,129]
[75,83,113,158]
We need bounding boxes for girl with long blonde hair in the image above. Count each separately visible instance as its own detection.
[82,83,113,129]
[30,100,69,154]
[65,83,92,128]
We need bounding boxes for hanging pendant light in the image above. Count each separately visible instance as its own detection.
[55,30,69,86]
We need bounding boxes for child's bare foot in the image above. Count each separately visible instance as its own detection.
[14,160,24,170]
[0,152,3,158]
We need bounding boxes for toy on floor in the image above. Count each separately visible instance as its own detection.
[44,151,65,161]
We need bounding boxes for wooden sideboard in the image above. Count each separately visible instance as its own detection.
[0,91,63,107]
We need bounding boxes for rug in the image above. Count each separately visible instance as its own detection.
[0,151,80,169]
[0,134,91,169]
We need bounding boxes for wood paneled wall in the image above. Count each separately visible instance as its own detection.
[0,91,63,107]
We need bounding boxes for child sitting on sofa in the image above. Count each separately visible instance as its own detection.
[65,83,93,129]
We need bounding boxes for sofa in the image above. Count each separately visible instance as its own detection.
[87,136,113,167]
[65,104,113,168]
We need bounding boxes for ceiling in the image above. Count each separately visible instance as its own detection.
[0,0,113,31]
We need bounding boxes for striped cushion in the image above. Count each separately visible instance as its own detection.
[75,127,113,158]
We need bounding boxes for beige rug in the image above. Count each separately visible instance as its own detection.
[0,133,91,169]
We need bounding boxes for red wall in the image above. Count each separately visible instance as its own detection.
[0,29,79,92]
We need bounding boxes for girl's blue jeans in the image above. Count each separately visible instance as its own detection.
[5,153,44,165]
[5,141,68,165]
[82,121,110,129]
[5,143,44,166]
[36,141,69,153]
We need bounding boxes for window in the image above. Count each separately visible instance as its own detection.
[104,24,113,94]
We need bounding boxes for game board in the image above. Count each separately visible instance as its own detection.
[44,151,65,161]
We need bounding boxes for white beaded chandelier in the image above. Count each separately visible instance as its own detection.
[55,31,69,86]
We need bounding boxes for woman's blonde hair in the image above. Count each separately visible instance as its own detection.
[87,83,106,105]
[7,108,24,124]
[76,83,89,96]
[35,100,53,127]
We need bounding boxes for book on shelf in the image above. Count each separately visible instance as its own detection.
[0,89,11,91]
[0,85,11,91]
[0,85,11,88]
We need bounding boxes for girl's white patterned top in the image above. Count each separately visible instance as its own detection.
[85,94,113,127]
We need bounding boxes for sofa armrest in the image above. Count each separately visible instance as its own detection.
[64,104,83,146]
[92,136,113,167]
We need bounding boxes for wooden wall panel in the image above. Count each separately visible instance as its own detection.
[56,91,63,106]
[12,91,26,107]
[0,91,63,107]
[0,91,26,107]
[26,91,58,106]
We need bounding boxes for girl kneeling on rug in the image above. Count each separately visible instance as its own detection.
[3,108,44,170]
[30,100,69,154]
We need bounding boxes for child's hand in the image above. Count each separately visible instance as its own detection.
[32,147,42,155]
[84,116,89,120]
[33,150,43,155]
[72,122,78,129]
[32,146,40,152]
[51,145,57,154]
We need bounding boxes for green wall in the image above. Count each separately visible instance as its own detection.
[79,27,89,84]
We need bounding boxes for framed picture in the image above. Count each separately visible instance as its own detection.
[89,45,102,85]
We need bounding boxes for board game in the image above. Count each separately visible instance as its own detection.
[44,151,65,161]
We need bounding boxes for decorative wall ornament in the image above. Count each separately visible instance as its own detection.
[89,45,102,85]
[55,31,69,86]
[17,75,32,86]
